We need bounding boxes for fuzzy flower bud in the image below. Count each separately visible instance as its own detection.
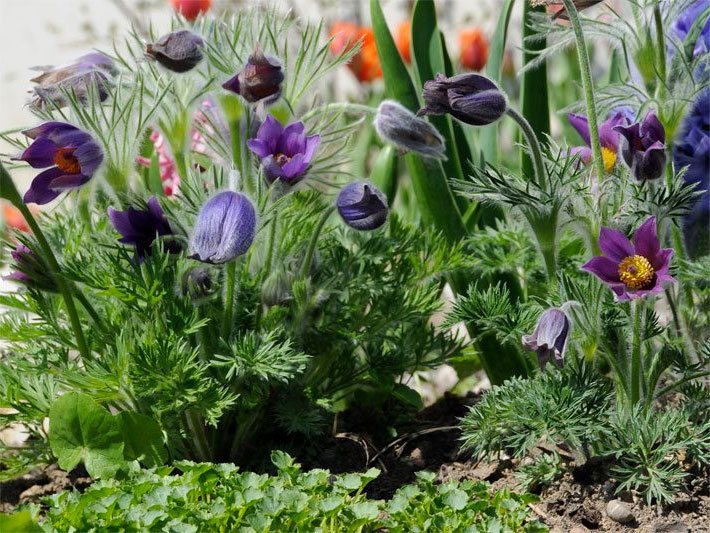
[181,268,214,301]
[418,73,507,126]
[5,243,57,292]
[189,191,256,264]
[146,30,204,73]
[337,181,389,231]
[374,100,447,160]
[613,112,667,182]
[222,47,284,105]
[522,308,570,370]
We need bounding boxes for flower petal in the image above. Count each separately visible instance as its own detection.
[651,248,674,272]
[598,226,634,262]
[302,135,321,164]
[642,112,665,144]
[570,146,592,165]
[256,115,283,151]
[74,140,104,176]
[568,113,591,146]
[16,137,58,168]
[281,153,307,179]
[23,167,64,205]
[22,121,77,140]
[246,138,272,158]
[633,216,660,260]
[48,173,91,191]
[581,255,621,283]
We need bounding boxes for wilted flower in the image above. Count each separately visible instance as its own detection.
[29,52,116,109]
[522,307,570,370]
[5,243,56,292]
[329,22,382,83]
[247,115,320,185]
[674,89,710,257]
[337,181,389,231]
[418,73,507,126]
[222,47,284,105]
[171,0,211,21]
[458,28,489,72]
[189,191,256,264]
[613,112,667,182]
[108,196,179,260]
[568,110,629,172]
[582,217,675,301]
[14,122,103,205]
[395,21,412,64]
[374,100,446,159]
[146,30,204,73]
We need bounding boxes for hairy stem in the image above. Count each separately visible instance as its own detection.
[505,107,548,190]
[221,261,237,339]
[300,206,335,278]
[630,299,643,405]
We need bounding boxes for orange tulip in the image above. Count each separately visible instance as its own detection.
[2,202,31,234]
[171,0,211,21]
[395,21,411,64]
[458,28,489,72]
[329,22,382,83]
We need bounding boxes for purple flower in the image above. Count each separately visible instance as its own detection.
[674,88,710,257]
[417,73,507,126]
[568,110,629,172]
[146,30,204,73]
[189,191,256,264]
[223,47,284,105]
[247,115,320,185]
[337,181,389,231]
[14,122,103,205]
[582,217,675,301]
[374,100,446,160]
[613,112,667,182]
[5,243,56,292]
[108,196,179,260]
[522,308,570,370]
[673,0,710,59]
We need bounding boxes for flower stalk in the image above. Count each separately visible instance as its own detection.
[505,107,547,190]
[630,299,643,405]
[300,206,335,278]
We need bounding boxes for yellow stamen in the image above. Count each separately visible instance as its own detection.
[601,147,617,173]
[618,255,654,290]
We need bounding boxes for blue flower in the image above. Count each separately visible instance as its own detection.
[673,0,710,59]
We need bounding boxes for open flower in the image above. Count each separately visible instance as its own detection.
[108,196,179,260]
[14,122,103,205]
[522,307,570,370]
[418,73,507,126]
[374,100,446,159]
[459,28,489,71]
[222,47,284,105]
[582,217,675,301]
[146,30,204,73]
[329,22,382,83]
[247,115,320,185]
[568,110,628,172]
[337,181,389,231]
[613,112,666,182]
[171,0,211,21]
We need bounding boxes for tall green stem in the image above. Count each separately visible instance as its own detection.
[630,299,643,405]
[653,3,667,100]
[221,261,237,339]
[561,0,606,182]
[300,207,335,278]
[505,107,548,191]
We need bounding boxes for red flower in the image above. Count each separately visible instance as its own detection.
[395,21,411,64]
[458,28,489,72]
[170,0,211,21]
[2,202,31,234]
[329,22,382,83]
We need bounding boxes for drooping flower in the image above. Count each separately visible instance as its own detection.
[674,88,710,258]
[29,52,116,109]
[337,181,389,231]
[613,112,667,182]
[222,47,284,105]
[568,110,629,172]
[108,196,179,260]
[417,73,507,126]
[395,21,412,64]
[458,28,489,72]
[5,243,56,292]
[171,0,211,21]
[146,30,204,73]
[247,115,320,185]
[14,122,103,205]
[522,307,570,370]
[374,100,446,159]
[189,191,256,264]
[329,22,382,83]
[582,217,675,301]
[673,0,710,59]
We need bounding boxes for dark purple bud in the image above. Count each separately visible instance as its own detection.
[181,267,214,301]
[522,308,570,370]
[418,73,507,126]
[613,112,667,181]
[108,196,180,260]
[4,243,57,292]
[189,191,256,264]
[146,30,204,73]
[222,47,284,105]
[337,181,389,231]
[374,100,446,160]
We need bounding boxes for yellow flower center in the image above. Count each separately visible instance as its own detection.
[618,255,654,290]
[601,147,617,173]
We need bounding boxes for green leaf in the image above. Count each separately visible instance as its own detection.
[393,383,424,410]
[118,411,167,467]
[147,153,165,196]
[370,145,398,203]
[0,511,43,533]
[443,487,469,510]
[0,162,23,206]
[49,392,125,478]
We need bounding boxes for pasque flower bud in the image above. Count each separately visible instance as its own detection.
[181,268,214,301]
[374,100,447,160]
[146,30,204,73]
[522,308,570,370]
[418,73,507,126]
[222,47,284,105]
[613,112,667,182]
[337,181,389,231]
[5,243,57,292]
[189,191,256,264]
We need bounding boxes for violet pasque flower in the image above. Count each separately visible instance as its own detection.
[582,217,675,301]
[247,115,320,185]
[189,191,256,264]
[337,181,389,231]
[673,0,710,59]
[674,88,710,258]
[417,73,507,126]
[146,30,204,73]
[108,196,179,260]
[522,307,570,370]
[30,52,116,109]
[223,47,284,105]
[613,112,667,182]
[14,122,103,205]
[5,243,56,292]
[568,110,628,172]
[374,100,446,159]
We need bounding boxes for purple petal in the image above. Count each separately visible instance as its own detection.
[278,130,306,158]
[16,137,58,168]
[581,256,621,283]
[638,143,666,181]
[281,153,307,178]
[108,207,134,239]
[74,140,103,175]
[146,196,165,220]
[23,167,64,205]
[302,135,320,164]
[256,115,283,150]
[598,226,634,262]
[651,248,674,272]
[48,173,91,191]
[632,217,660,259]
[570,146,592,164]
[247,138,272,158]
[261,155,286,180]
[22,121,77,140]
[599,113,626,150]
[642,112,665,144]
[568,113,591,146]
[222,73,240,93]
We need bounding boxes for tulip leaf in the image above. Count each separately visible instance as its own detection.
[370,145,399,202]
